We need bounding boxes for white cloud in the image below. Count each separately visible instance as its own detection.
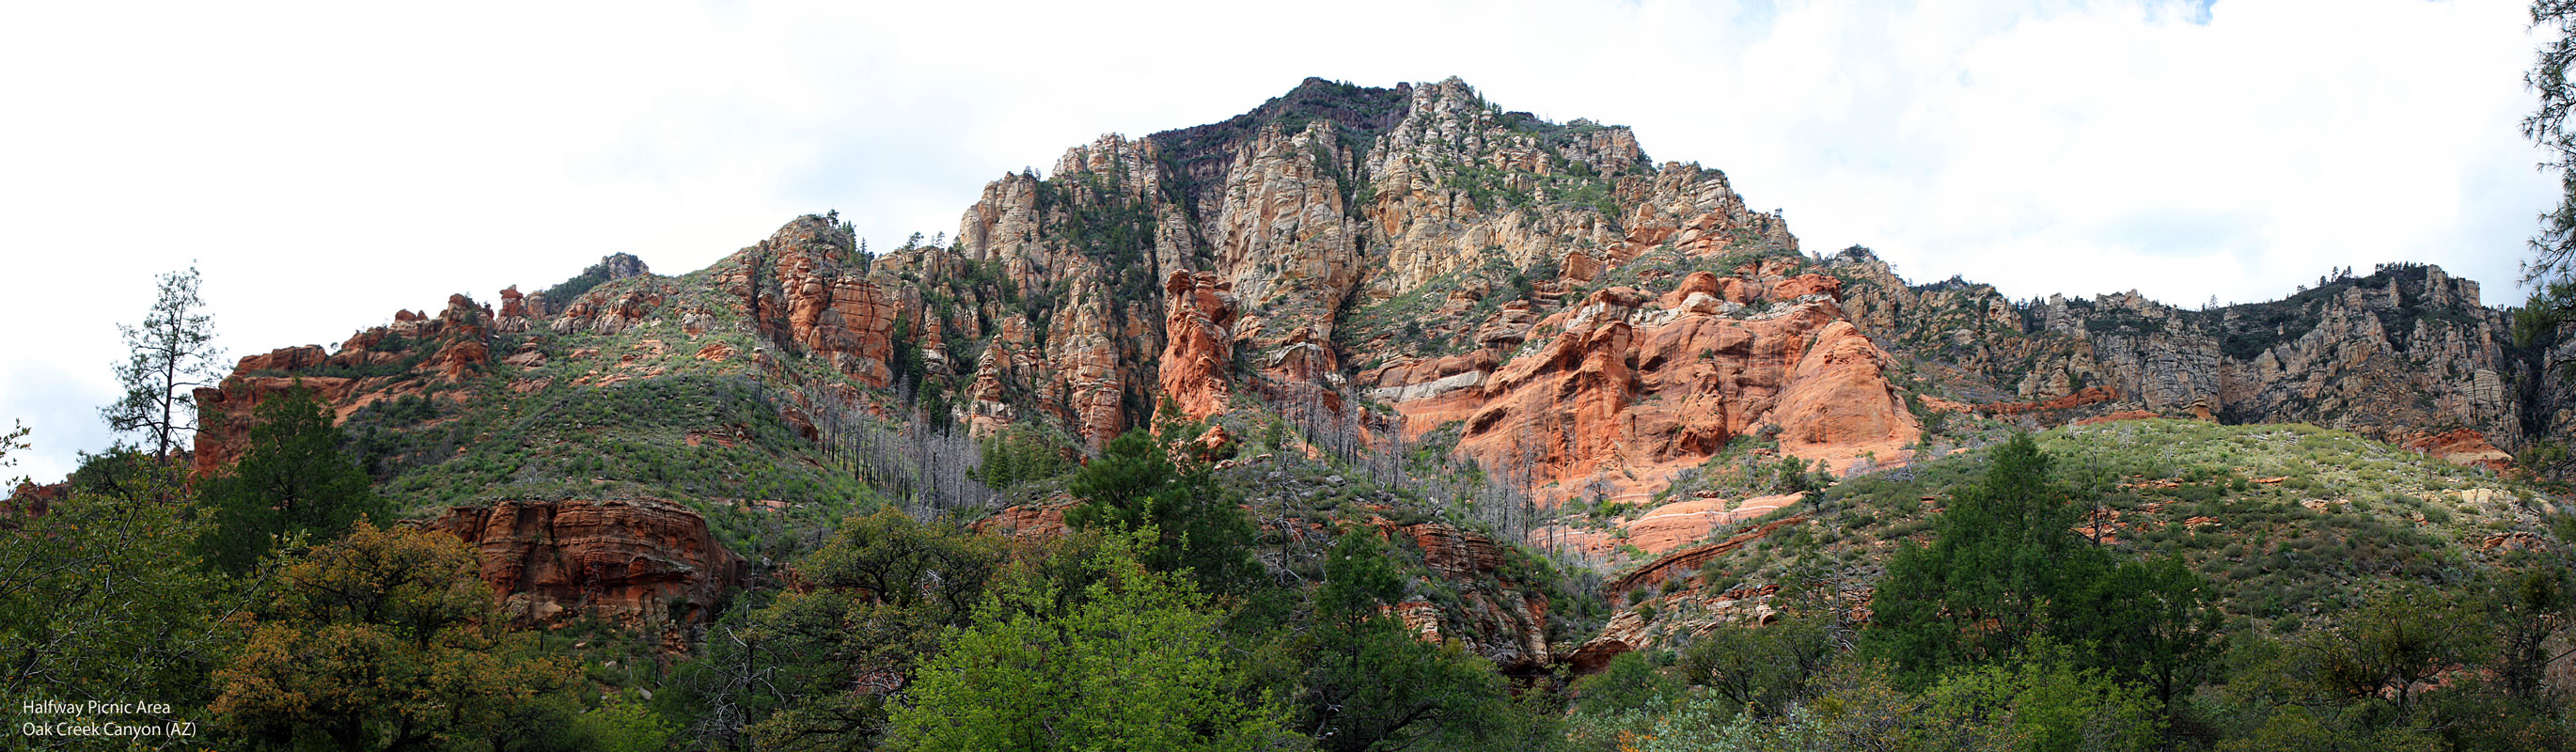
[0,0,2554,479]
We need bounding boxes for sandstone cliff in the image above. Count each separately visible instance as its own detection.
[423,497,745,628]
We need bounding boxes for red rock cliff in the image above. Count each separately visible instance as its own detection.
[423,497,746,627]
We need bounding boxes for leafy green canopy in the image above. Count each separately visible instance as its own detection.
[741,509,1003,752]
[1,451,228,726]
[1296,528,1516,752]
[197,384,386,573]
[1866,433,2219,700]
[211,522,579,751]
[1065,426,1259,595]
[887,529,1288,752]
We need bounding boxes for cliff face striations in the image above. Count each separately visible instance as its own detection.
[1830,249,2566,463]
[192,76,2575,554]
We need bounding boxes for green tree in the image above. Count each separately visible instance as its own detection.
[2485,567,2575,701]
[1,429,231,743]
[2523,3,2576,344]
[1066,427,1259,595]
[887,528,1288,751]
[975,425,1071,488]
[1866,433,2096,682]
[1677,612,1842,717]
[565,699,678,752]
[1296,529,1515,752]
[1573,650,1681,716]
[197,384,386,573]
[211,521,578,751]
[102,264,226,460]
[1916,647,2162,752]
[2056,555,2223,706]
[745,509,1002,752]
[2306,582,2491,716]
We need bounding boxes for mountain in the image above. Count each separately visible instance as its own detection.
[176,76,2572,638]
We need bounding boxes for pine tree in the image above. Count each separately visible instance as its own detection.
[1866,433,2092,682]
[102,265,225,460]
[197,384,385,573]
[1066,428,1258,596]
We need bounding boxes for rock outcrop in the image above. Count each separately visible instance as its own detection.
[2406,429,2516,474]
[423,498,745,627]
[192,293,493,478]
[1831,251,2561,452]
[1371,265,1917,507]
[718,218,902,387]
[1157,271,1237,421]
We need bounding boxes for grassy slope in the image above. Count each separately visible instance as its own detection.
[1681,418,2558,635]
[342,268,886,562]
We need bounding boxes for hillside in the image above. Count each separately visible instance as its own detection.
[127,75,2576,749]
[1588,418,2564,659]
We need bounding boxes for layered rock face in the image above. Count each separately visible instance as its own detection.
[423,498,745,627]
[911,76,1872,487]
[1831,251,2564,459]
[190,75,2574,546]
[192,293,494,478]
[1158,271,1237,421]
[715,218,901,387]
[1369,265,1919,504]
[1386,520,1554,674]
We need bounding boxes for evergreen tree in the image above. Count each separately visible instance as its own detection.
[2058,555,2223,706]
[1065,427,1258,596]
[744,510,1001,752]
[198,384,385,573]
[1868,433,2092,682]
[102,265,225,461]
[1297,529,1514,752]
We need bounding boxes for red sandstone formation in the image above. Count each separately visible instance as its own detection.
[193,294,492,477]
[1915,386,2127,417]
[2074,410,2163,427]
[969,499,1076,539]
[1614,493,1804,556]
[1374,267,1918,508]
[1606,514,1811,601]
[1157,271,1237,422]
[423,498,745,627]
[2405,429,2516,474]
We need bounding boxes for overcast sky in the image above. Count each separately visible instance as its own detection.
[0,0,2555,482]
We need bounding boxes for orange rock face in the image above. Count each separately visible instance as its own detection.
[1614,493,1804,556]
[1157,271,1238,422]
[2405,429,2516,474]
[428,339,489,382]
[1606,514,1810,602]
[718,217,900,386]
[495,285,533,334]
[194,294,493,478]
[1942,385,2123,416]
[238,345,328,372]
[423,498,746,627]
[1381,268,1919,509]
[1770,321,1921,472]
[969,499,1076,539]
[2074,410,2162,427]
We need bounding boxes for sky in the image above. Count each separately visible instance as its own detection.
[0,0,2557,483]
